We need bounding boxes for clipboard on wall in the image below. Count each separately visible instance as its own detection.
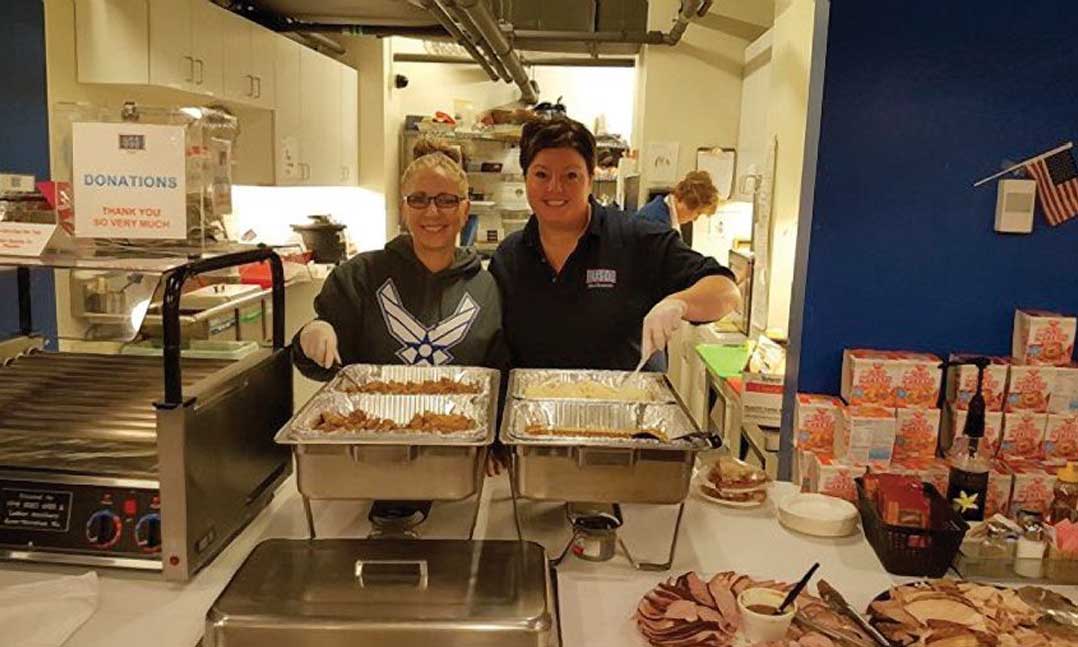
[696,147,736,200]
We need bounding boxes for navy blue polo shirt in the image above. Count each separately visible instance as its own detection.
[489,199,735,370]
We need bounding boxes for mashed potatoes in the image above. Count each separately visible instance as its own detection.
[523,380,651,401]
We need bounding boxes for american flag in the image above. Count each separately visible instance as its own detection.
[1024,146,1078,226]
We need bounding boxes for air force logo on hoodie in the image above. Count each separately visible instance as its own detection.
[376,279,480,365]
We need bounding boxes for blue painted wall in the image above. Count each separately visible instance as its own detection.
[794,0,1078,396]
[0,0,56,343]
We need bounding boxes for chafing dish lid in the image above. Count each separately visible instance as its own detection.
[207,538,553,636]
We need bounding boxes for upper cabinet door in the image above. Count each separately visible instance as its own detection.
[221,12,253,102]
[274,36,303,184]
[75,0,150,84]
[339,66,358,186]
[249,26,277,110]
[191,0,224,96]
[148,0,193,90]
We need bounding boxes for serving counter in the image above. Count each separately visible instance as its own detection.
[0,476,911,647]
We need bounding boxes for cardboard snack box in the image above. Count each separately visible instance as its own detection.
[834,405,897,467]
[1013,309,1077,367]
[1000,411,1048,459]
[794,393,845,456]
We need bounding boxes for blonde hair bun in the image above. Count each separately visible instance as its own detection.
[401,137,468,195]
[412,137,463,164]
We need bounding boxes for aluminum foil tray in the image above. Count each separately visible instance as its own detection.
[276,392,489,445]
[329,363,495,396]
[509,368,675,403]
[502,400,705,449]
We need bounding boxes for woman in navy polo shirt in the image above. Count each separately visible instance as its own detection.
[636,170,722,232]
[489,118,741,371]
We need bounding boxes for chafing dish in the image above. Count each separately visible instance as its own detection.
[501,369,720,571]
[205,538,559,647]
[502,401,705,504]
[275,364,500,537]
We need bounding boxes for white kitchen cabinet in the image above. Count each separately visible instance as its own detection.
[147,0,194,91]
[147,0,223,95]
[80,0,263,103]
[190,0,224,95]
[222,13,276,109]
[339,65,358,185]
[283,47,355,186]
[273,36,303,184]
[249,25,276,110]
[221,9,252,101]
[298,47,329,184]
[75,0,149,85]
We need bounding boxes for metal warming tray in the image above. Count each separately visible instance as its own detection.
[509,368,676,403]
[205,538,558,647]
[502,368,716,505]
[275,364,500,501]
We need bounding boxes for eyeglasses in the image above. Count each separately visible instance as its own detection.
[405,192,464,211]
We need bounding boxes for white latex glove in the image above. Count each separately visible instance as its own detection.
[299,320,341,369]
[640,297,688,362]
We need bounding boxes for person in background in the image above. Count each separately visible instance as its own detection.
[635,170,721,232]
[490,118,741,372]
[293,138,506,377]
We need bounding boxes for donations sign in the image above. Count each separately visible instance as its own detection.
[72,122,186,239]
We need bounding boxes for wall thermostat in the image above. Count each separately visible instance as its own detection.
[995,178,1036,234]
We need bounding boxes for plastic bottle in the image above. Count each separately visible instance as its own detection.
[1048,462,1078,525]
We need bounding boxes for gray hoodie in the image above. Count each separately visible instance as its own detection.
[292,234,507,380]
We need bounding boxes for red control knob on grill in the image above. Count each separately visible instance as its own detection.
[85,510,122,548]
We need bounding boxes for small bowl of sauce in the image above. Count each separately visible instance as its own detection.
[737,587,796,642]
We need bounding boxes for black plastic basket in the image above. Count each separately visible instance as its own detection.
[855,477,969,577]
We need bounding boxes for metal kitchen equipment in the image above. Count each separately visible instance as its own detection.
[0,248,292,580]
[274,364,501,539]
[205,538,561,647]
[290,214,347,264]
[501,369,721,571]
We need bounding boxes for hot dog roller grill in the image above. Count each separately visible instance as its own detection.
[0,249,292,580]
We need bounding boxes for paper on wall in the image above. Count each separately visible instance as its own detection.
[696,148,736,200]
[644,142,680,185]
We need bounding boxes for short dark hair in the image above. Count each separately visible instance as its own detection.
[519,117,596,176]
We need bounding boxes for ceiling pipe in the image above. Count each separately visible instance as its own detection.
[665,0,711,45]
[278,24,451,38]
[451,0,538,104]
[510,29,667,45]
[394,52,635,68]
[408,0,500,81]
[436,1,512,82]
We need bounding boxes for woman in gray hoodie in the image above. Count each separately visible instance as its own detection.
[293,138,507,378]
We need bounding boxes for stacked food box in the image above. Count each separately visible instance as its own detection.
[795,308,1078,519]
[794,350,944,501]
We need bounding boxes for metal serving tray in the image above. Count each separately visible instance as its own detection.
[508,368,675,403]
[205,538,558,647]
[501,400,707,504]
[330,364,493,396]
[280,392,488,444]
[275,364,499,501]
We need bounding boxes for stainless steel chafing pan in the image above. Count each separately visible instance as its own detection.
[501,399,712,505]
[275,365,499,502]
